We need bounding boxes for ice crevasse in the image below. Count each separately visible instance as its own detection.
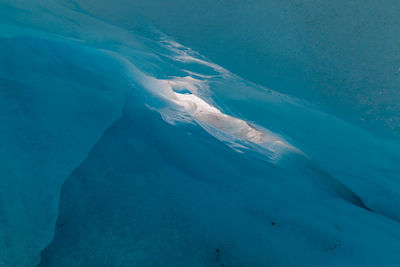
[0,0,400,266]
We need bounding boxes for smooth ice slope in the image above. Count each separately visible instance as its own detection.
[0,0,399,266]
[0,34,127,266]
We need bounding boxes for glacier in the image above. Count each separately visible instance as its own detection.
[0,0,400,266]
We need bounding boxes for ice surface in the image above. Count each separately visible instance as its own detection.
[0,34,127,266]
[0,0,399,266]
[66,0,400,137]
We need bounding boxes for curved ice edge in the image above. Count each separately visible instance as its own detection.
[36,95,129,266]
[115,49,372,212]
[167,84,369,211]
[109,50,297,156]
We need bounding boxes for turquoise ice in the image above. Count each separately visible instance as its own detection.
[0,1,400,266]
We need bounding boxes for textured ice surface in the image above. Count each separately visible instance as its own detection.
[0,1,400,266]
[67,0,400,137]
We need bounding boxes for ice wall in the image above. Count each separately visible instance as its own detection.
[0,0,399,266]
[0,2,132,264]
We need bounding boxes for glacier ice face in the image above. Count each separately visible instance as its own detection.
[0,0,400,266]
[39,96,400,267]
[0,31,127,267]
